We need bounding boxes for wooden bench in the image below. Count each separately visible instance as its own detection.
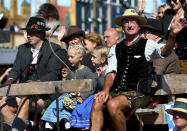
[0,79,93,96]
[135,74,187,130]
[0,79,93,130]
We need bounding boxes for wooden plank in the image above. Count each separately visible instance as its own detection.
[0,79,92,96]
[154,74,187,95]
[135,104,167,125]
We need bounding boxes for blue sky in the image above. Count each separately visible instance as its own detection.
[145,0,166,13]
[4,0,71,16]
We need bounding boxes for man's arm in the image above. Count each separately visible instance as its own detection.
[161,18,187,57]
[103,72,115,93]
[5,45,27,84]
[103,72,115,101]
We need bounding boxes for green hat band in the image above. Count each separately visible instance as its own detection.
[174,101,187,110]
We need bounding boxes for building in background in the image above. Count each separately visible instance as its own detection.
[74,0,139,34]
[21,0,30,17]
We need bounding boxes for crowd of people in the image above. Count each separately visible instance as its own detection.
[0,1,187,131]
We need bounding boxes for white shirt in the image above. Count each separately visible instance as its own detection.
[31,46,41,64]
[105,39,165,74]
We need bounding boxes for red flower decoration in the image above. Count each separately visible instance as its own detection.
[31,24,36,28]
[174,45,178,49]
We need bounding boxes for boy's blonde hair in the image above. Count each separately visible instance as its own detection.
[68,43,86,56]
[93,46,110,58]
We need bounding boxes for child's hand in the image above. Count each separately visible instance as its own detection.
[76,97,83,103]
[62,68,68,78]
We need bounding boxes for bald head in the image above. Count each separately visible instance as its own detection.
[104,28,120,47]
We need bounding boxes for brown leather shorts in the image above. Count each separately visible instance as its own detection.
[110,90,150,108]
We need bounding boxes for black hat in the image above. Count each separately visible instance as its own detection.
[60,26,85,42]
[21,16,50,31]
[141,18,163,33]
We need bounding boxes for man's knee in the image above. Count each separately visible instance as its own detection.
[92,101,104,112]
[106,97,129,114]
[106,100,118,112]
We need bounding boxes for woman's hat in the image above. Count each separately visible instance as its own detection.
[20,16,50,31]
[114,9,147,26]
[141,18,163,33]
[60,26,85,42]
[166,98,187,115]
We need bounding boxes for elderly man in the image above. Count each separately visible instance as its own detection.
[0,16,66,130]
[104,28,120,47]
[90,9,187,131]
[141,18,180,74]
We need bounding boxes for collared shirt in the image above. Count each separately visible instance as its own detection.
[105,39,165,74]
[31,46,41,64]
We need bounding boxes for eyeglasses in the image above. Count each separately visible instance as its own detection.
[167,0,177,4]
[141,30,157,35]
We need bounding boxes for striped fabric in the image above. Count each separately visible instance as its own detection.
[164,104,178,131]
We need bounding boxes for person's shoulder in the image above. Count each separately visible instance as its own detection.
[83,66,93,72]
[18,42,31,50]
[117,39,125,45]
[139,37,148,44]
[45,41,62,51]
[83,66,97,78]
[139,37,147,41]
[47,41,61,48]
[82,66,95,75]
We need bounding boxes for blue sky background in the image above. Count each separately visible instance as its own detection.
[145,0,166,13]
[4,0,71,16]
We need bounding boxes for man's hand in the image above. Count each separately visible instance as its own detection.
[94,90,109,103]
[162,18,187,57]
[170,18,187,36]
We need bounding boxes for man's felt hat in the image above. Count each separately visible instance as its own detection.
[166,98,187,115]
[141,18,163,33]
[60,25,85,42]
[114,9,147,26]
[20,16,50,31]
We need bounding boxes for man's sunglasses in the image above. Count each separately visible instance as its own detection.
[167,0,186,4]
[167,0,177,4]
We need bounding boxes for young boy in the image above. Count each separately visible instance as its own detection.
[41,44,97,130]
[91,46,110,91]
[70,46,110,129]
